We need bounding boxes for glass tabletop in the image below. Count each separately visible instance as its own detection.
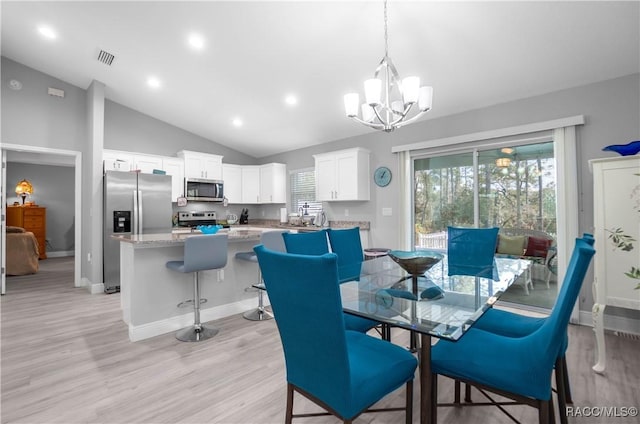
[339,253,531,341]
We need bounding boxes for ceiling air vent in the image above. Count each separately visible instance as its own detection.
[97,49,115,66]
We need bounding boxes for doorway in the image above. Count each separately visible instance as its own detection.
[1,144,82,294]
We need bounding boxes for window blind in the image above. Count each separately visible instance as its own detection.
[290,169,322,215]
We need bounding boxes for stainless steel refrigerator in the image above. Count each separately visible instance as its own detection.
[103,170,173,293]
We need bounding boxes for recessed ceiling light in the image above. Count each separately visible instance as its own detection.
[284,94,298,106]
[37,26,57,40]
[232,118,243,127]
[147,76,161,89]
[188,33,205,50]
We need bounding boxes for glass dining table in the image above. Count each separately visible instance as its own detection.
[339,252,532,424]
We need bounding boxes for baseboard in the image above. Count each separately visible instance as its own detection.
[578,310,640,335]
[128,297,261,342]
[46,250,74,258]
[81,277,104,295]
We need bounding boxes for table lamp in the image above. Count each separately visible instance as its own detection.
[15,179,33,205]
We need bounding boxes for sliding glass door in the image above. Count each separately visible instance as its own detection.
[413,140,557,309]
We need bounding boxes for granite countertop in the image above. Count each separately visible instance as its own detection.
[236,219,370,231]
[113,228,262,246]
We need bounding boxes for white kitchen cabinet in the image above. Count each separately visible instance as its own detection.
[162,157,185,201]
[241,166,260,204]
[590,156,640,374]
[177,150,223,180]
[133,154,163,174]
[313,148,370,201]
[222,164,242,204]
[103,150,133,172]
[260,163,286,204]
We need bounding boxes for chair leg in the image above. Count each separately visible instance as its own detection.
[561,356,573,404]
[405,380,413,424]
[538,399,550,424]
[175,272,219,342]
[555,357,568,424]
[464,383,472,403]
[454,380,461,404]
[285,383,294,424]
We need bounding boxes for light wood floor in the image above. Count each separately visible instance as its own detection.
[2,257,639,423]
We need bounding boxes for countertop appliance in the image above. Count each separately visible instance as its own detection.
[176,211,228,228]
[184,178,224,202]
[103,170,173,294]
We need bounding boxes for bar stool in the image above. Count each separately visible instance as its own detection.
[235,230,288,321]
[166,234,228,342]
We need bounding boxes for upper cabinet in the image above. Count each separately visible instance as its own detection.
[133,154,163,174]
[222,164,242,204]
[260,163,286,204]
[103,150,133,171]
[162,157,185,201]
[177,150,223,180]
[241,166,260,204]
[314,148,370,201]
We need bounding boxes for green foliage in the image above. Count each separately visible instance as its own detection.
[606,227,635,252]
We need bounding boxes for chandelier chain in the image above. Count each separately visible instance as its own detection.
[383,0,388,57]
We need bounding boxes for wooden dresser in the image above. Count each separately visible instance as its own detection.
[6,206,47,259]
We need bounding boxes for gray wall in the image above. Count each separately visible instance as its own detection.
[104,100,256,165]
[3,55,639,321]
[263,73,640,318]
[6,163,75,253]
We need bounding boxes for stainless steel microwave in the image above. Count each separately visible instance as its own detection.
[184,178,224,202]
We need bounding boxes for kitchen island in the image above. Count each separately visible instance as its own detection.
[115,228,270,341]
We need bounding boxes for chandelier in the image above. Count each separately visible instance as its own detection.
[344,0,433,132]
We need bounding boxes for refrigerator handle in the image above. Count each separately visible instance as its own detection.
[138,190,143,234]
[132,190,139,235]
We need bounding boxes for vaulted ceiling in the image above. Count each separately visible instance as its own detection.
[2,1,638,158]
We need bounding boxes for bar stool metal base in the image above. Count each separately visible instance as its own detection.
[176,324,219,342]
[243,307,273,321]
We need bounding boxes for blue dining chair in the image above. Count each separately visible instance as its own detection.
[430,235,595,424]
[447,226,499,280]
[282,229,330,256]
[470,233,595,423]
[327,227,364,283]
[283,230,381,335]
[254,245,417,423]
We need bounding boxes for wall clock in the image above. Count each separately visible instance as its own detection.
[374,166,392,187]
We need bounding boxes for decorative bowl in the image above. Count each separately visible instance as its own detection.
[197,224,222,234]
[387,250,444,275]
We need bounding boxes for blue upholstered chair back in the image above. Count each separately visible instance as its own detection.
[254,245,351,411]
[182,234,228,273]
[327,227,363,283]
[533,236,595,369]
[447,226,499,279]
[282,229,329,255]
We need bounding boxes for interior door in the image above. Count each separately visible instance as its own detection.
[1,149,7,295]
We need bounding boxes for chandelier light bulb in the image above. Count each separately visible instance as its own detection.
[344,93,360,117]
[401,76,420,104]
[364,79,382,106]
[362,104,375,122]
[418,86,433,111]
